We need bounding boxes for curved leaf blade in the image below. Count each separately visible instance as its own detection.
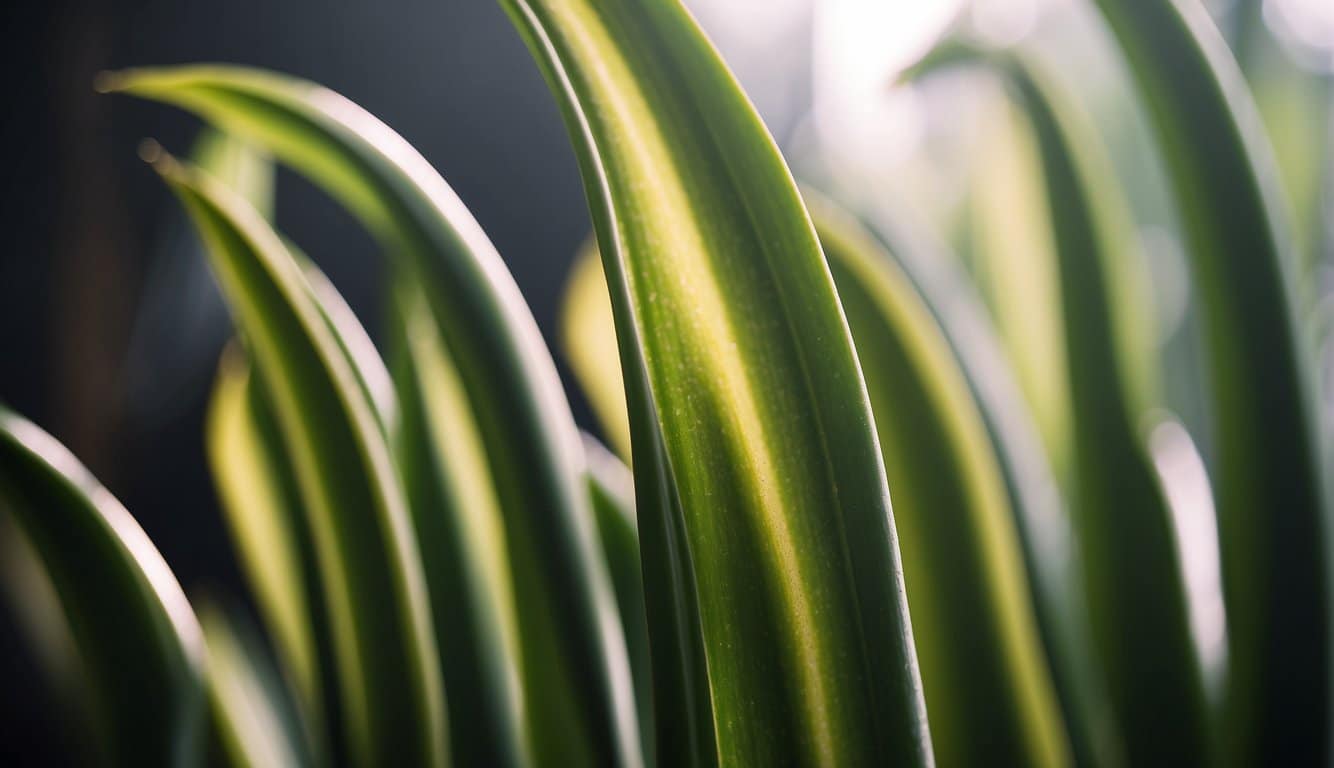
[499,1,931,764]
[1000,56,1215,763]
[813,200,1069,767]
[389,276,530,768]
[1089,1,1330,759]
[582,434,653,765]
[151,149,447,768]
[832,196,1123,763]
[107,69,638,767]
[199,600,310,768]
[0,407,206,766]
[206,347,333,757]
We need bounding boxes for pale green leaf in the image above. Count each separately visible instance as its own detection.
[206,348,331,756]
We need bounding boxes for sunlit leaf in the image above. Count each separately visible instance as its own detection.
[811,197,1069,767]
[1002,55,1215,763]
[206,347,332,757]
[389,275,530,767]
[848,205,1121,767]
[150,148,447,767]
[499,1,932,763]
[107,68,638,767]
[969,94,1073,480]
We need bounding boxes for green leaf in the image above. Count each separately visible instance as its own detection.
[582,434,653,765]
[149,147,447,768]
[206,347,333,757]
[106,68,639,767]
[999,56,1215,763]
[968,93,1073,480]
[913,43,1221,761]
[842,205,1120,767]
[0,407,206,766]
[199,600,310,768]
[388,275,530,768]
[499,1,930,764]
[190,128,274,220]
[300,259,398,440]
[811,198,1069,767]
[1089,0,1330,759]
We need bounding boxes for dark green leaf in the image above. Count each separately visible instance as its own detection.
[0,407,206,766]
[388,275,530,767]
[1089,1,1329,759]
[582,434,653,766]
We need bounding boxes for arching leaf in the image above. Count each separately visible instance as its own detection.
[107,69,638,767]
[813,199,1069,767]
[1089,1,1329,759]
[150,148,447,768]
[498,1,933,763]
[199,600,311,768]
[388,275,530,767]
[0,407,206,766]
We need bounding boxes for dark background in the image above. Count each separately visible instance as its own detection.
[0,0,599,762]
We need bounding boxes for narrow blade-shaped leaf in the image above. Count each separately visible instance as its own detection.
[301,259,398,440]
[969,95,1073,479]
[825,193,1121,764]
[107,69,638,767]
[499,1,931,764]
[0,407,205,766]
[1089,1,1329,759]
[199,600,310,768]
[582,434,653,765]
[151,149,447,768]
[1002,56,1215,762]
[206,347,333,757]
[388,275,530,768]
[812,199,1069,767]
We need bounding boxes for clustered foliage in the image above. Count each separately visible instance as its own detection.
[0,0,1328,766]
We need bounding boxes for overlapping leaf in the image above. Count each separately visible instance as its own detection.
[388,275,530,767]
[107,68,638,767]
[1089,0,1330,759]
[199,600,310,768]
[812,199,1069,766]
[499,0,931,763]
[582,433,653,764]
[1001,55,1214,763]
[151,149,447,767]
[0,408,205,766]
